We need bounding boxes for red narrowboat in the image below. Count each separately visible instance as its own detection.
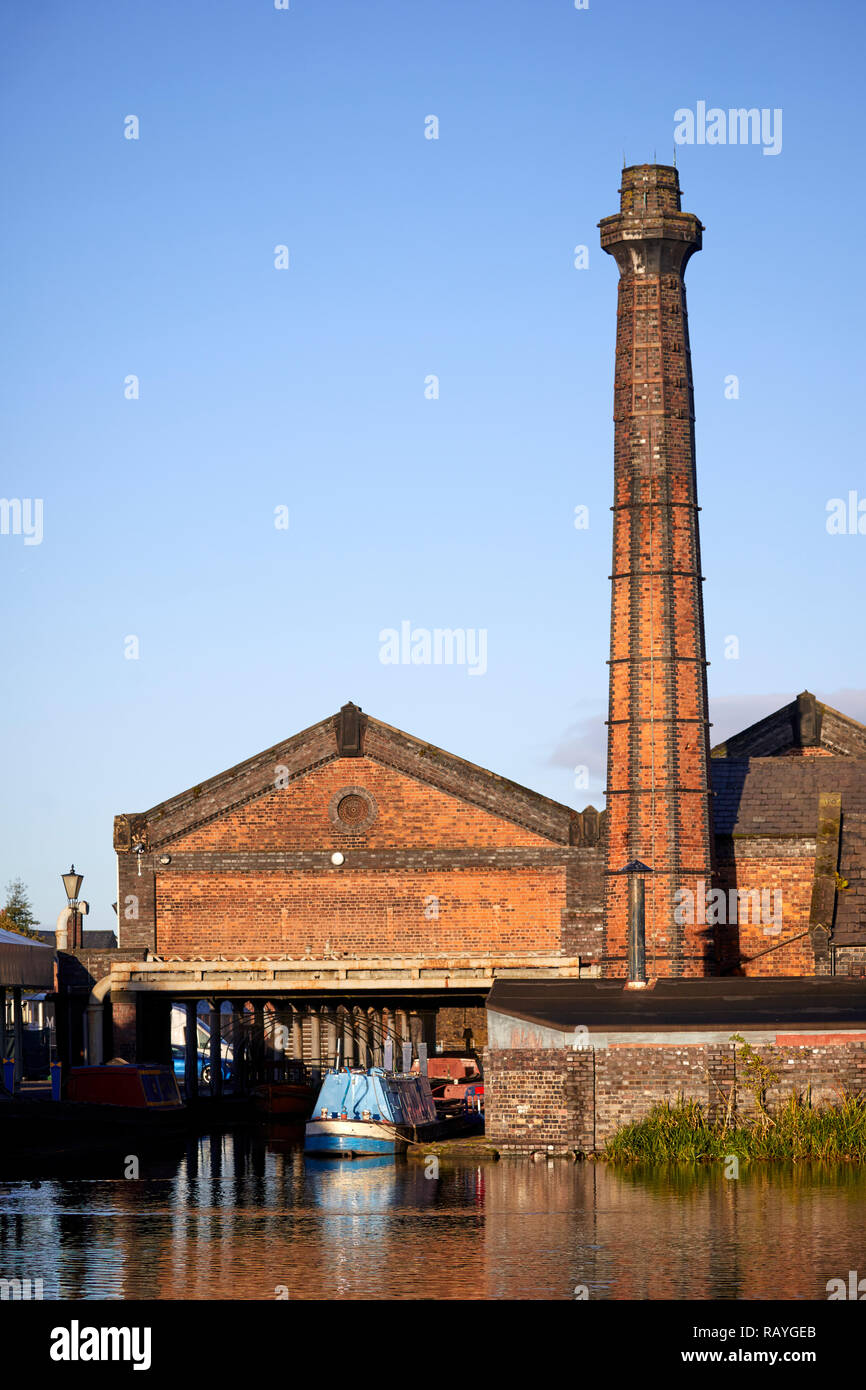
[66,1061,183,1110]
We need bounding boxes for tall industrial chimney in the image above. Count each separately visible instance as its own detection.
[599,164,715,977]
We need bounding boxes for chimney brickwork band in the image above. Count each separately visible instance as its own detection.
[599,165,715,977]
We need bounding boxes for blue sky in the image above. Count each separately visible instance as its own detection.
[1,0,864,928]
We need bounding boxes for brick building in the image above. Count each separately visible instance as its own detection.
[106,689,866,998]
[62,163,865,1087]
[482,162,866,1150]
[113,700,602,964]
[485,978,866,1154]
[93,701,600,1066]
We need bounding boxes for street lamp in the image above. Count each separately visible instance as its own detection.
[61,865,85,951]
[62,866,83,904]
[617,860,652,986]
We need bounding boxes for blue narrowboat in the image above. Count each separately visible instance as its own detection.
[304,1067,439,1156]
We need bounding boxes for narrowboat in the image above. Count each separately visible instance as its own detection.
[304,1067,439,1156]
[253,1060,316,1118]
[66,1061,183,1111]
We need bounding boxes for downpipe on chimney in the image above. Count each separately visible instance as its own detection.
[627,876,647,987]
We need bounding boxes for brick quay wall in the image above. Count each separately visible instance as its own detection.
[485,1036,866,1155]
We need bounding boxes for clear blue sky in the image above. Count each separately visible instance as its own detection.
[2,0,864,929]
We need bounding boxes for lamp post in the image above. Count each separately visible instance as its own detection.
[61,865,84,952]
[617,860,652,986]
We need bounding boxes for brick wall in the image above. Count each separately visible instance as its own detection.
[58,948,139,994]
[484,1048,594,1152]
[168,759,555,852]
[438,1006,487,1050]
[714,849,816,976]
[119,739,599,960]
[155,866,566,957]
[835,945,866,977]
[486,1039,866,1154]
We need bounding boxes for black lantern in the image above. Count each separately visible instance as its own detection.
[62,865,83,903]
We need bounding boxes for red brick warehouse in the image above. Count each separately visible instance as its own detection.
[61,164,866,1068]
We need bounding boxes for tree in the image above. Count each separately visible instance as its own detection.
[1,879,40,939]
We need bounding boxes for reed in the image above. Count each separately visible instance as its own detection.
[604,1093,866,1163]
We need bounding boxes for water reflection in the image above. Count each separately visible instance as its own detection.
[0,1130,864,1300]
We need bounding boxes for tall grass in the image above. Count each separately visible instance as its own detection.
[604,1093,866,1163]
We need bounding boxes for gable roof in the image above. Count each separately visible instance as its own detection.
[711,691,866,760]
[116,703,602,851]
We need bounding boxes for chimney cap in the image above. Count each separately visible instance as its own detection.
[617,859,653,874]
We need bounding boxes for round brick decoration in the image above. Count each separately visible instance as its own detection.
[328,785,378,833]
[337,793,367,826]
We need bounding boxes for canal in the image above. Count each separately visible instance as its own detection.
[1,1129,864,1300]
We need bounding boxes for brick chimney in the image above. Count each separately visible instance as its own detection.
[599,164,715,977]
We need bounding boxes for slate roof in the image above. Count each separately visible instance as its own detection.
[487,977,866,1032]
[711,758,866,836]
[33,929,117,949]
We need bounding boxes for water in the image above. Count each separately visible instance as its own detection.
[1,1129,864,1300]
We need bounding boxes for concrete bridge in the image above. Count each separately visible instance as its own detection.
[87,951,585,1086]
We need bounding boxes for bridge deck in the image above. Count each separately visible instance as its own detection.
[111,953,587,994]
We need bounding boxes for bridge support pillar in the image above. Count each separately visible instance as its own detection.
[272,1003,286,1077]
[263,1002,275,1081]
[111,990,138,1063]
[253,1002,264,1085]
[340,1006,355,1067]
[184,1001,198,1099]
[231,1002,246,1094]
[368,1008,381,1067]
[355,1007,369,1068]
[12,987,23,1090]
[209,1001,222,1097]
[320,1006,336,1068]
[381,1008,394,1069]
[291,1005,303,1061]
[309,1007,321,1071]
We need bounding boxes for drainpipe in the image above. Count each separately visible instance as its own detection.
[55,906,73,952]
[618,860,652,987]
[627,876,647,984]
